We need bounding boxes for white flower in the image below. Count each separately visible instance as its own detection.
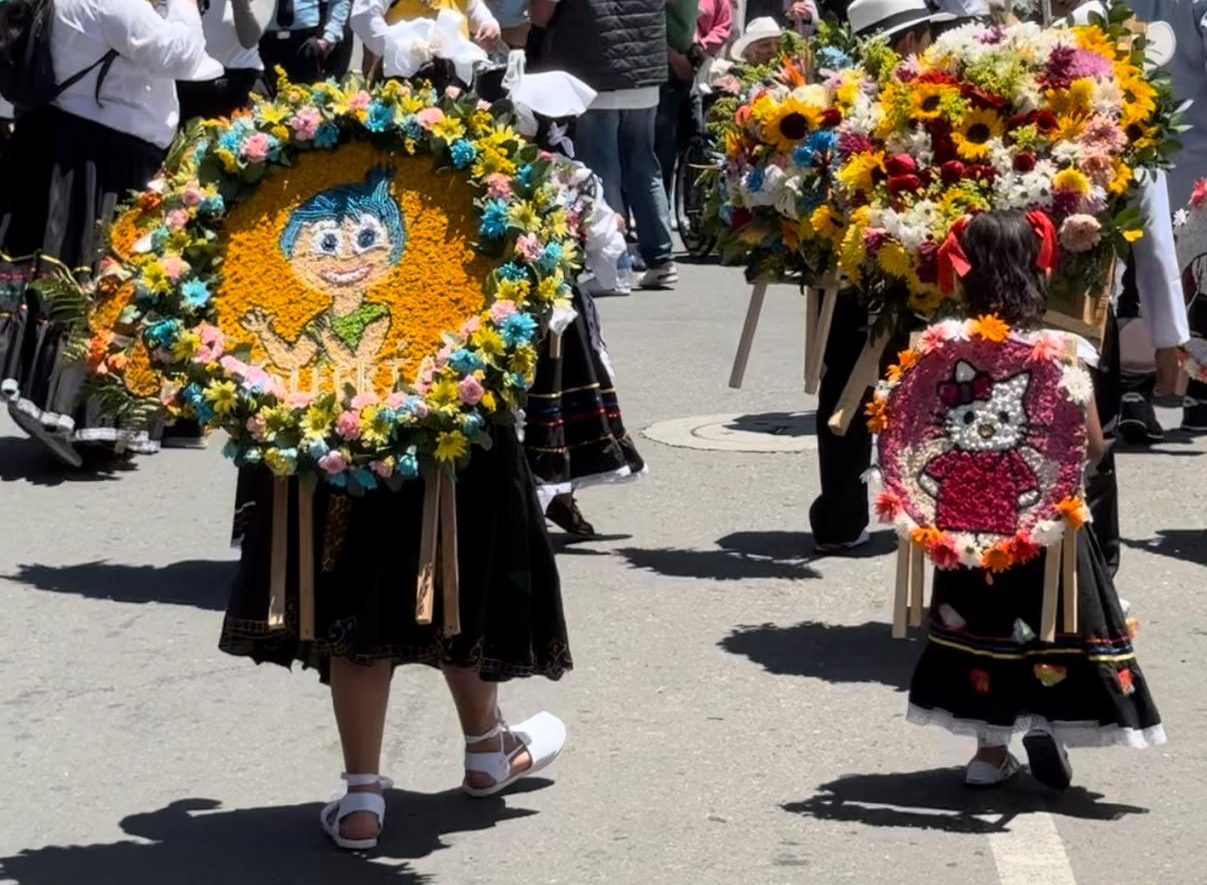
[1029,519,1066,547]
[1059,363,1094,404]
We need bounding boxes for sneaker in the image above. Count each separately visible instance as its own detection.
[1023,728,1072,790]
[1182,396,1207,434]
[1117,391,1165,444]
[639,261,679,290]
[964,752,1021,788]
[814,529,871,556]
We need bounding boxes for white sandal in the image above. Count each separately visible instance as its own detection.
[462,711,567,798]
[319,773,394,850]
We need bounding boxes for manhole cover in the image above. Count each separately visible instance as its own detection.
[643,412,818,452]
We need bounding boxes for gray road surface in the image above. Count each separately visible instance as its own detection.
[1,257,1205,885]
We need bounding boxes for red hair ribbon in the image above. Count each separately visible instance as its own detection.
[936,211,1059,296]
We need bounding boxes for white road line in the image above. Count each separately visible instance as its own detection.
[988,811,1078,885]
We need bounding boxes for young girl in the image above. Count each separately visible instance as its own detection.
[906,211,1165,789]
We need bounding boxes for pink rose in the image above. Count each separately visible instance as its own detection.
[348,91,372,112]
[220,355,249,376]
[444,85,463,100]
[351,391,379,410]
[166,209,190,230]
[319,450,348,475]
[436,344,454,367]
[195,323,225,363]
[458,375,484,405]
[241,364,270,390]
[240,133,271,163]
[1059,214,1102,253]
[410,398,430,419]
[286,391,315,408]
[386,391,410,410]
[335,410,362,441]
[485,174,513,200]
[416,107,445,129]
[181,183,204,207]
[516,234,543,262]
[290,107,321,141]
[459,316,482,337]
[161,254,188,281]
[370,459,394,478]
[490,300,517,322]
[477,99,491,111]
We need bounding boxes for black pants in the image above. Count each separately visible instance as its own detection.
[177,68,262,123]
[259,27,327,92]
[809,293,877,545]
[654,76,698,199]
[1088,311,1122,576]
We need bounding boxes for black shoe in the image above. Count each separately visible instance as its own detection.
[1117,392,1165,444]
[1023,729,1072,790]
[546,496,596,537]
[1182,397,1207,434]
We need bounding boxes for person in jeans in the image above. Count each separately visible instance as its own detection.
[259,0,351,91]
[654,0,701,201]
[531,0,678,289]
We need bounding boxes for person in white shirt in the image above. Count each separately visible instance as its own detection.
[0,0,212,465]
[179,0,275,121]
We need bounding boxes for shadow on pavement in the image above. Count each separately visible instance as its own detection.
[785,768,1148,835]
[723,412,817,438]
[720,620,920,690]
[0,435,126,485]
[616,544,822,581]
[0,782,551,885]
[1122,529,1207,569]
[3,559,236,610]
[717,530,897,561]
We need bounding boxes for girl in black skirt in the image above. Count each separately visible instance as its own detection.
[906,211,1165,790]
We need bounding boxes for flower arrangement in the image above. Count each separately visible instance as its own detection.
[829,6,1179,335]
[869,315,1092,574]
[703,28,865,282]
[84,74,596,491]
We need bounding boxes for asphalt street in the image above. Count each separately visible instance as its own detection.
[1,256,1205,885]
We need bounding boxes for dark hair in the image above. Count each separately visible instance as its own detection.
[960,210,1049,326]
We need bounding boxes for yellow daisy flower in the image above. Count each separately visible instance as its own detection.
[952,107,1004,162]
[1053,167,1092,196]
[471,327,504,357]
[435,430,469,462]
[836,151,884,196]
[431,116,466,143]
[203,380,239,415]
[877,242,912,279]
[171,330,201,361]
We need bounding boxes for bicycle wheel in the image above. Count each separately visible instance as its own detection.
[675,137,716,260]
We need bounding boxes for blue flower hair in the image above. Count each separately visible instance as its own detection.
[279,168,407,264]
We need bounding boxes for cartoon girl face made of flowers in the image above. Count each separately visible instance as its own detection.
[240,169,405,372]
[917,360,1041,537]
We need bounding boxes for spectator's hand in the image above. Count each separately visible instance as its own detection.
[1154,346,1182,398]
[301,36,334,59]
[787,1,814,21]
[669,50,694,81]
[474,20,501,48]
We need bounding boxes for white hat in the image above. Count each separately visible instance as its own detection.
[847,0,933,40]
[730,17,785,62]
[1065,2,1175,70]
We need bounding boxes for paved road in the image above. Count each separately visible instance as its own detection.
[2,257,1205,885]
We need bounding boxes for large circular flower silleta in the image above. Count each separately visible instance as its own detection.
[869,316,1092,573]
[84,75,595,489]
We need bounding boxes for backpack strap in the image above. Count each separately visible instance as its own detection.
[52,48,119,106]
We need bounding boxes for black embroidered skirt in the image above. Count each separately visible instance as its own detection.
[219,424,573,684]
[0,107,165,456]
[524,288,644,490]
[907,529,1163,748]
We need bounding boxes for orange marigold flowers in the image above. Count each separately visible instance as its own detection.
[866,397,890,433]
[971,314,1010,343]
[981,543,1014,573]
[1056,496,1089,529]
[896,348,919,371]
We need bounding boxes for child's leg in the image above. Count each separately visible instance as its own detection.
[331,658,393,839]
[444,666,533,790]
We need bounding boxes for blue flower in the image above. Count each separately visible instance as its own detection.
[151,227,170,251]
[807,130,838,155]
[816,46,853,71]
[402,399,426,418]
[398,451,419,478]
[450,139,478,169]
[351,467,378,491]
[202,193,225,216]
[448,348,483,374]
[195,401,215,424]
[365,101,395,133]
[539,242,564,272]
[719,204,733,224]
[516,164,535,189]
[181,383,204,407]
[221,439,241,460]
[497,262,528,282]
[180,279,210,310]
[306,438,329,460]
[401,114,424,140]
[499,312,537,347]
[192,141,210,165]
[745,167,766,193]
[313,122,339,149]
[507,372,528,389]
[480,200,510,240]
[217,129,243,154]
[462,413,484,437]
[326,472,347,488]
[146,320,180,349]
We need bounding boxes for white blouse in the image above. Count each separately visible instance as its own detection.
[350,0,498,57]
[51,0,211,149]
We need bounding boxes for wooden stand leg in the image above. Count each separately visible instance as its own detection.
[729,281,768,389]
[827,333,890,436]
[415,472,441,626]
[1061,528,1079,634]
[892,541,910,639]
[1040,540,1061,642]
[804,287,837,396]
[909,546,925,628]
[804,287,818,390]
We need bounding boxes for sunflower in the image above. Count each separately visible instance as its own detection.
[877,242,912,279]
[952,108,1004,162]
[1074,24,1120,61]
[835,151,884,196]
[910,82,957,121]
[1117,66,1157,120]
[1053,167,1092,197]
[1108,158,1133,196]
[760,97,824,152]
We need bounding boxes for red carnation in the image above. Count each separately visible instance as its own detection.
[885,153,918,176]
[961,83,1010,111]
[887,174,923,197]
[917,71,958,85]
[916,241,939,284]
[819,107,842,128]
[1034,111,1058,135]
[1013,151,1036,172]
[1005,111,1032,131]
[731,208,753,230]
[968,164,996,184]
[928,124,957,164]
[940,160,966,185]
